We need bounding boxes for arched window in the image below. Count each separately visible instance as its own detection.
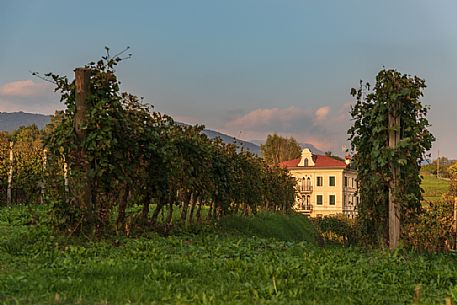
[306,177,311,190]
[304,158,309,166]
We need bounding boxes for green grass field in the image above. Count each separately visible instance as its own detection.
[1,205,457,305]
[421,172,450,202]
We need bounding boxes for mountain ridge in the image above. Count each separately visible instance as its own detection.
[0,112,326,157]
[0,112,51,131]
[0,112,262,155]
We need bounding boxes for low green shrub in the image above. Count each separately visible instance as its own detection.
[313,214,358,246]
[404,196,455,252]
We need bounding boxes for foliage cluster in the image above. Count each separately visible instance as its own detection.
[313,214,358,246]
[0,125,45,204]
[261,133,301,165]
[0,132,8,201]
[348,69,434,245]
[421,157,456,178]
[403,163,456,252]
[1,205,457,305]
[449,162,457,197]
[19,51,296,235]
[403,197,455,252]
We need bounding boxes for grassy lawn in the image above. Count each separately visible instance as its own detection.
[1,205,457,304]
[421,172,450,203]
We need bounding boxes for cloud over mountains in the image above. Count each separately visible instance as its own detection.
[220,104,351,153]
[0,80,61,114]
[0,80,50,98]
[0,79,353,155]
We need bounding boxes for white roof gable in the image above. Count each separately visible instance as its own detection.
[298,148,315,167]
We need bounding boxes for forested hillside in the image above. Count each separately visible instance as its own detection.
[0,112,262,155]
[0,112,51,131]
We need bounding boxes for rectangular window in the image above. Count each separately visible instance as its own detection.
[329,176,336,186]
[316,195,323,205]
[329,195,336,205]
[344,177,348,187]
[316,176,323,187]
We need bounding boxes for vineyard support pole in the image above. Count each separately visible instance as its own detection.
[63,159,69,198]
[74,68,94,225]
[7,141,13,206]
[453,196,457,250]
[40,148,47,204]
[388,105,400,249]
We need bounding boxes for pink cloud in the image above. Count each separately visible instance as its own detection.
[0,80,51,98]
[314,106,330,122]
[217,103,354,155]
[227,106,309,129]
[0,97,63,114]
[216,127,333,152]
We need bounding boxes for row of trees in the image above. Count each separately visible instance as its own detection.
[0,126,45,205]
[421,156,456,178]
[0,52,296,235]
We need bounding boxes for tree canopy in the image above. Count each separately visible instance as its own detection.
[261,134,301,165]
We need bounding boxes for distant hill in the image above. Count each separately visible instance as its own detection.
[175,122,260,155]
[0,112,261,155]
[1,112,339,157]
[0,112,336,157]
[0,112,51,131]
[201,129,260,155]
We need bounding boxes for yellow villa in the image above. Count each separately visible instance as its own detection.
[279,148,358,218]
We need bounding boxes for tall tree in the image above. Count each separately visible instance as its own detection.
[261,134,301,165]
[348,69,434,247]
[449,163,457,197]
[324,151,344,161]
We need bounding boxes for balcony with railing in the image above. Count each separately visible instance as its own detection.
[295,203,313,215]
[297,183,313,193]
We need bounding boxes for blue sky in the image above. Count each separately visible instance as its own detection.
[1,0,456,158]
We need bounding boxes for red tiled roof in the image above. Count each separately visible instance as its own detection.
[278,155,346,169]
[278,158,300,168]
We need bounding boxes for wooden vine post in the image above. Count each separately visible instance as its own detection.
[7,141,13,206]
[63,158,69,197]
[74,68,94,224]
[388,102,401,249]
[454,197,457,251]
[40,148,48,204]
